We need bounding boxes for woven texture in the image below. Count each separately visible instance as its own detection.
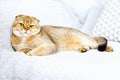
[92,0,120,42]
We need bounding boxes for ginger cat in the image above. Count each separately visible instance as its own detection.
[10,14,113,56]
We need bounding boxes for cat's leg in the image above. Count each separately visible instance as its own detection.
[16,48,31,54]
[26,44,57,56]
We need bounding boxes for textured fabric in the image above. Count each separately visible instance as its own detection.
[92,0,120,42]
[61,0,106,34]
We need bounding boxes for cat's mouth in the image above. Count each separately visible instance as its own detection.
[24,31,29,34]
[22,32,30,37]
[23,33,28,35]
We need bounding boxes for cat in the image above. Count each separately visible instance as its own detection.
[10,14,113,56]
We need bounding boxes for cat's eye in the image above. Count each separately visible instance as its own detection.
[29,25,34,28]
[19,23,24,26]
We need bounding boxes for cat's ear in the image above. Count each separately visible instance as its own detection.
[15,14,24,19]
[32,17,40,22]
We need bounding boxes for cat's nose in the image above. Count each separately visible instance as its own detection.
[24,27,29,31]
[25,28,29,31]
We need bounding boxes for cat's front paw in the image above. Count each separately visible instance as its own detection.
[17,49,31,54]
[26,52,32,56]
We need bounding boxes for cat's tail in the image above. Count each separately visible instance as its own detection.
[93,37,113,52]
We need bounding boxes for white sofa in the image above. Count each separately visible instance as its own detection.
[0,0,120,80]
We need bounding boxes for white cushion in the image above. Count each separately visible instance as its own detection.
[61,0,96,24]
[92,0,120,42]
[61,0,106,33]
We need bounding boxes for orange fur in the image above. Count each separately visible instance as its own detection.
[11,34,22,45]
[66,37,82,50]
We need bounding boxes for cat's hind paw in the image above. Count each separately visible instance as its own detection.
[79,46,89,53]
[105,46,113,52]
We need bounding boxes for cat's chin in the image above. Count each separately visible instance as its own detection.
[13,32,35,38]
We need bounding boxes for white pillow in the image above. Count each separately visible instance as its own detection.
[81,5,104,34]
[92,0,120,42]
[61,0,106,33]
[61,0,97,24]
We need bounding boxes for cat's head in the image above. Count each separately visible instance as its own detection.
[12,14,41,37]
